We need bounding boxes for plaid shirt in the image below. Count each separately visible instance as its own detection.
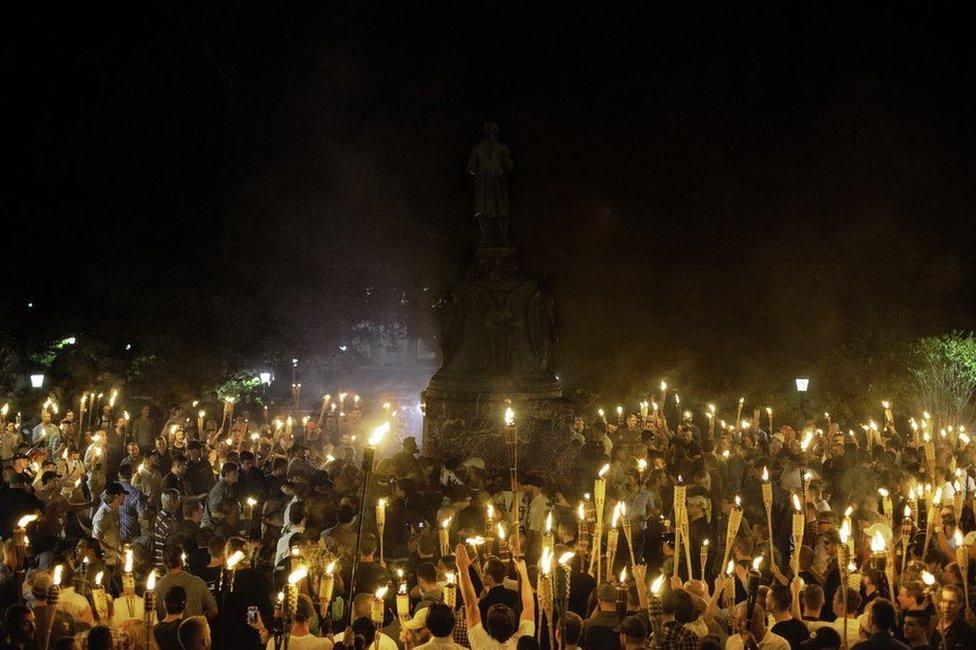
[453,607,469,647]
[655,621,698,650]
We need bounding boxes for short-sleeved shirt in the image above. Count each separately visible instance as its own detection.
[467,619,534,650]
[266,633,332,649]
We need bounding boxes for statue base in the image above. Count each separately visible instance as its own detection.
[422,244,567,469]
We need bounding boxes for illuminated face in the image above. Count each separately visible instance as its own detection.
[897,587,914,609]
[626,415,638,429]
[940,589,961,621]
[902,617,923,641]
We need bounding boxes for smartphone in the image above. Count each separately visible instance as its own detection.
[247,606,258,625]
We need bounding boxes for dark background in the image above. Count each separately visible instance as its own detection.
[4,2,975,403]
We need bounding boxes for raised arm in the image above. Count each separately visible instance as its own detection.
[790,576,804,622]
[455,543,481,629]
[514,558,534,623]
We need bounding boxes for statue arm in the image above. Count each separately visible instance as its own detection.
[502,144,513,173]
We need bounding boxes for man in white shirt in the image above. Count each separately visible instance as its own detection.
[274,501,307,566]
[456,538,534,650]
[266,594,330,649]
[725,601,790,650]
[333,594,399,650]
[830,587,863,648]
[55,565,94,627]
[32,411,58,445]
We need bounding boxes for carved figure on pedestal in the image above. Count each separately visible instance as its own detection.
[525,291,555,371]
[484,304,514,371]
[467,122,514,246]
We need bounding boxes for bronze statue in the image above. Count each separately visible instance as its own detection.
[467,122,514,245]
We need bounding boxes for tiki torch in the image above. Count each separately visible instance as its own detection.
[955,529,970,613]
[372,586,388,650]
[42,564,63,650]
[648,574,666,642]
[396,569,409,623]
[536,549,554,647]
[144,570,158,639]
[720,496,743,571]
[376,498,387,564]
[91,571,108,623]
[761,467,774,566]
[347,422,388,607]
[606,503,622,578]
[791,494,805,577]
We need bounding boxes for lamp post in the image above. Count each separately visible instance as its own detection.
[795,378,809,418]
[30,374,45,389]
[347,422,389,609]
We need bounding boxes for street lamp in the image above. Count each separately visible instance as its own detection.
[30,374,45,389]
[259,372,273,385]
[795,378,810,419]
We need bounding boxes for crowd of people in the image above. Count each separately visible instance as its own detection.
[0,394,975,650]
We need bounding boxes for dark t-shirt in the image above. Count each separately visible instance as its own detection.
[771,617,811,650]
[154,619,183,650]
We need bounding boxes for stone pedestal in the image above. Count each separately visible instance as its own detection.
[422,246,571,470]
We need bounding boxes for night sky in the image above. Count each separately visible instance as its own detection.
[6,2,976,397]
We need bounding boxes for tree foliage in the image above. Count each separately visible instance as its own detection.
[905,331,976,425]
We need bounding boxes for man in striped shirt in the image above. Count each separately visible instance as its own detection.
[153,489,182,569]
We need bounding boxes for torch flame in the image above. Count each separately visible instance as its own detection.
[124,549,134,573]
[752,556,762,571]
[878,488,889,497]
[497,523,506,540]
[558,551,575,565]
[921,570,936,586]
[870,531,886,553]
[288,566,309,585]
[146,570,157,591]
[95,571,104,586]
[762,466,769,481]
[53,565,63,586]
[369,422,390,446]
[619,567,627,583]
[954,529,964,546]
[226,551,245,569]
[792,494,802,512]
[16,514,38,528]
[651,574,665,594]
[839,520,851,545]
[375,586,389,599]
[545,511,553,533]
[726,560,735,575]
[598,463,610,478]
[611,502,623,528]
